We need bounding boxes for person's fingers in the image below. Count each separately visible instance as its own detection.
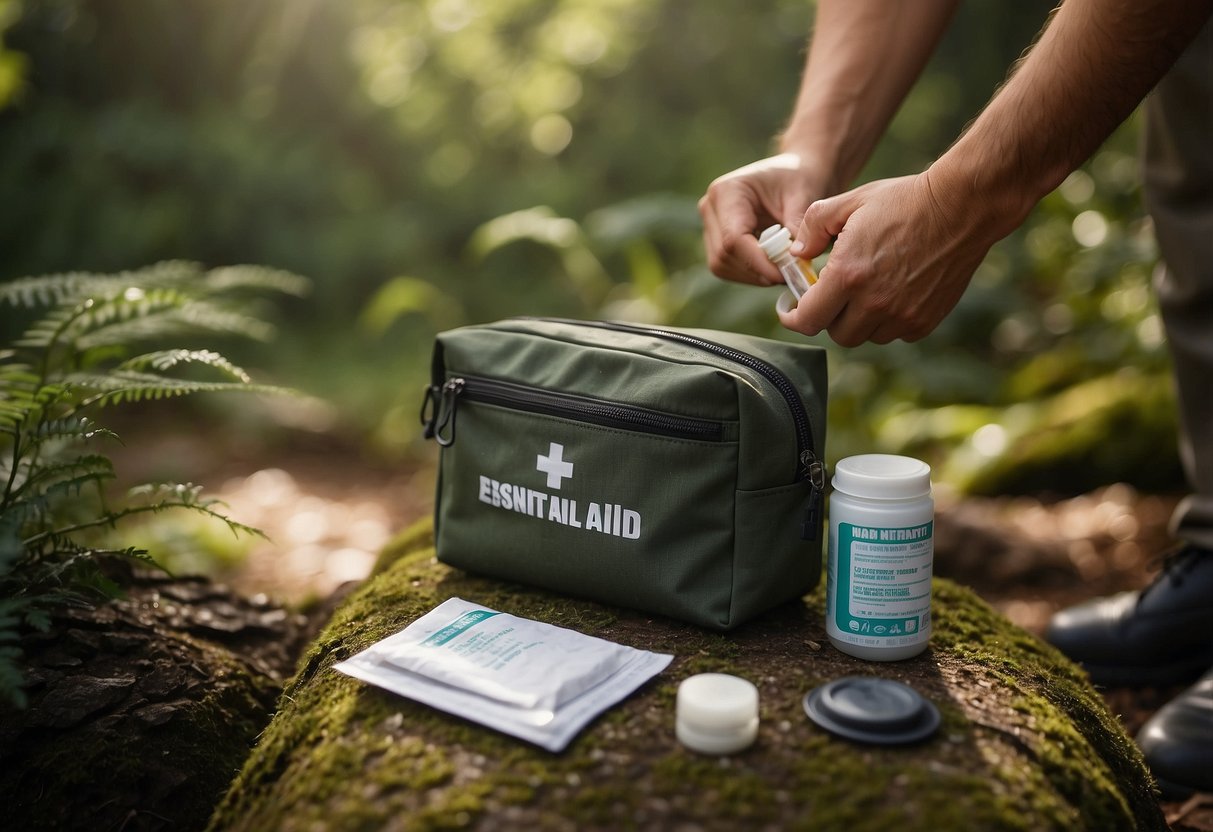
[791,189,861,260]
[699,187,783,286]
[777,262,850,337]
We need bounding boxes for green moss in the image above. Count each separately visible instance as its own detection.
[209,518,1166,831]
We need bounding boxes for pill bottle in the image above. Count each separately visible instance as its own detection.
[758,224,818,303]
[826,454,933,661]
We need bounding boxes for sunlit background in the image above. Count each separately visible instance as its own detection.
[0,0,1183,596]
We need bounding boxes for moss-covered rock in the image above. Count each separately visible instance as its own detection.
[210,519,1166,831]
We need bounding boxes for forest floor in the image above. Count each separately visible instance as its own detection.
[113,426,1213,831]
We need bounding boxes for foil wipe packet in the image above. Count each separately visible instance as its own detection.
[333,597,673,752]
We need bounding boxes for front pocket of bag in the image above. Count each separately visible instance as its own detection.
[730,482,820,625]
[436,394,740,628]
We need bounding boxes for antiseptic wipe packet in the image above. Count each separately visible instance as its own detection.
[333,597,673,752]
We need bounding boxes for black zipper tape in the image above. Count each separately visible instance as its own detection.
[531,318,817,477]
[453,374,725,442]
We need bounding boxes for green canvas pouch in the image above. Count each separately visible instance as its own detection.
[420,318,828,630]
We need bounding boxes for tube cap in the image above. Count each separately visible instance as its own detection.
[757,224,792,259]
[676,673,759,755]
[803,676,940,744]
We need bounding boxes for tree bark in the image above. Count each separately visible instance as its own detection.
[1,568,309,832]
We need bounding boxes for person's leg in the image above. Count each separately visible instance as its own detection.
[1046,15,1213,685]
[1047,16,1213,800]
[1144,15,1213,551]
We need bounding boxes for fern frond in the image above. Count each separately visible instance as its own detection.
[0,270,116,308]
[127,481,207,504]
[65,370,291,407]
[177,302,277,340]
[33,417,116,444]
[118,350,251,383]
[72,302,276,350]
[9,454,115,503]
[20,483,264,549]
[6,483,113,537]
[0,363,41,390]
[0,383,75,433]
[13,287,193,349]
[0,262,208,309]
[126,483,267,540]
[204,265,311,298]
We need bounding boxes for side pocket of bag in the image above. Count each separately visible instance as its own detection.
[730,482,821,627]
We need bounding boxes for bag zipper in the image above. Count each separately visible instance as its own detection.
[431,374,725,447]
[537,320,816,469]
[540,319,825,542]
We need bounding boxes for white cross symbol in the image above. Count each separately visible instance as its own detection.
[536,442,574,489]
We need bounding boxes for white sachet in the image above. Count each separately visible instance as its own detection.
[334,597,673,752]
[373,599,630,711]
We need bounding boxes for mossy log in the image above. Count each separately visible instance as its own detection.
[211,519,1166,832]
[1,569,309,832]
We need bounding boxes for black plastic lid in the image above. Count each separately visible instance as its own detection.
[804,676,940,745]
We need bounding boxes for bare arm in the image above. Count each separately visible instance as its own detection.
[780,0,961,190]
[788,0,1213,346]
[931,0,1210,230]
[698,0,960,286]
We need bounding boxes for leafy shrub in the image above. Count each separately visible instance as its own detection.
[0,261,307,707]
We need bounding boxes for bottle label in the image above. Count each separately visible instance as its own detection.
[831,521,933,645]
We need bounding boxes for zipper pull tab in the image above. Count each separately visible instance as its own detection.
[800,450,826,541]
[434,377,465,447]
[419,384,440,439]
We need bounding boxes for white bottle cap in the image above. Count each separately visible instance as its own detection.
[832,454,932,500]
[675,673,759,755]
[757,224,792,259]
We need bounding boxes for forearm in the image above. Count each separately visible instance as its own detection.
[779,0,961,193]
[931,0,1213,239]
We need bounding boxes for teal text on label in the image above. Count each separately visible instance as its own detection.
[422,610,500,647]
[834,521,932,636]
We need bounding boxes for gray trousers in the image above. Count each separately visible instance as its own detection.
[1143,15,1213,548]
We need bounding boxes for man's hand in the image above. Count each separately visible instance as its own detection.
[698,153,830,288]
[781,171,1000,346]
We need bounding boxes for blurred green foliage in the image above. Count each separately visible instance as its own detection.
[0,0,1184,495]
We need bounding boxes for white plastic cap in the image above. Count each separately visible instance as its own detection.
[757,224,792,260]
[832,454,932,500]
[676,673,759,755]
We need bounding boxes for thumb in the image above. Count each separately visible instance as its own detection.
[791,192,859,259]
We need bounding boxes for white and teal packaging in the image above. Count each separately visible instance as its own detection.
[334,597,673,751]
[826,454,934,661]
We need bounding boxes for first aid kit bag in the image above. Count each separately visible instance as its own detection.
[420,318,828,630]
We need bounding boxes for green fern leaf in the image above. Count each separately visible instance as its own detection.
[11,454,116,500]
[0,262,209,309]
[74,303,276,350]
[204,265,311,298]
[118,349,251,383]
[22,607,51,633]
[125,482,267,540]
[33,417,117,443]
[65,370,291,407]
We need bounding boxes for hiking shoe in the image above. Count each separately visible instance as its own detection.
[1044,545,1213,687]
[1136,666,1213,799]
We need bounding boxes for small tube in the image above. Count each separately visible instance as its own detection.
[758,224,818,300]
